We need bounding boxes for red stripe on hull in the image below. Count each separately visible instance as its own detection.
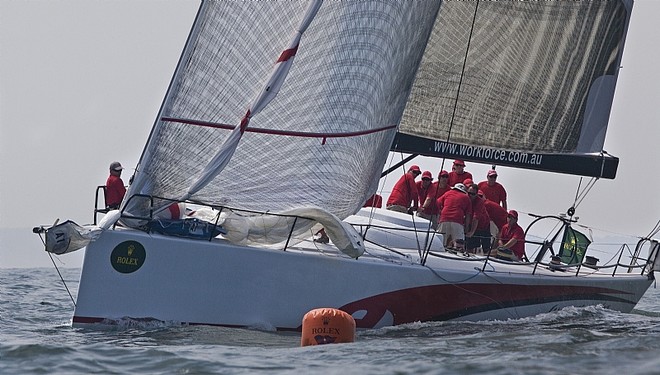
[340,283,636,328]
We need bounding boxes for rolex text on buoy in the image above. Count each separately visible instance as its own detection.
[300,308,356,346]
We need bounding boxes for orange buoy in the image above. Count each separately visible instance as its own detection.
[300,308,356,346]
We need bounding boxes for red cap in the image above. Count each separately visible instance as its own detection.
[421,171,432,180]
[508,210,518,219]
[463,178,473,186]
[487,169,498,177]
[409,165,421,172]
[453,160,465,166]
[438,170,449,178]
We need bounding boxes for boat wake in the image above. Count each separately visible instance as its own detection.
[358,303,660,340]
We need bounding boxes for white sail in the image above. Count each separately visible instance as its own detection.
[178,0,324,205]
[123,1,443,232]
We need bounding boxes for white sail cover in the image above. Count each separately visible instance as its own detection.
[124,1,443,226]
[45,220,102,255]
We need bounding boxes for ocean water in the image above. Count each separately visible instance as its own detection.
[2,267,660,375]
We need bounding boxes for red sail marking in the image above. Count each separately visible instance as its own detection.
[239,110,251,133]
[161,117,396,140]
[277,44,299,62]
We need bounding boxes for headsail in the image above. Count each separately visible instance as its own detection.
[123,1,443,226]
[176,0,324,205]
[394,0,632,179]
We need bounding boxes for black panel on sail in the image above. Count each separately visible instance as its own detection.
[395,0,630,180]
[391,133,619,179]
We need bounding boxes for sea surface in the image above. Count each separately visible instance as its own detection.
[2,267,660,375]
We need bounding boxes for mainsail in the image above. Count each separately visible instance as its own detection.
[395,0,632,178]
[124,1,443,224]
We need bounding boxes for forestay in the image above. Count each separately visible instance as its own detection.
[123,1,443,233]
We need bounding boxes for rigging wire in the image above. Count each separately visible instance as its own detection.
[405,1,482,253]
[377,152,435,262]
[560,169,660,259]
[48,253,77,308]
[445,0,480,148]
[573,177,583,208]
[37,233,77,308]
[381,154,418,178]
[570,177,599,212]
[376,1,483,262]
[644,218,660,239]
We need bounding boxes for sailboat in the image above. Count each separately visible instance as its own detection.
[35,0,660,330]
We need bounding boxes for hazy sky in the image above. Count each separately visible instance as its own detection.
[1,0,659,268]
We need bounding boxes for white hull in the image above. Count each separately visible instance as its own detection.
[73,209,654,330]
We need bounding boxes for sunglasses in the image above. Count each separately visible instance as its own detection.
[422,178,431,181]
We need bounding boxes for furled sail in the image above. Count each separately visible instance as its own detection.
[123,1,443,228]
[395,0,632,178]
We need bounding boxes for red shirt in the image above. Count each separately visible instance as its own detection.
[436,189,472,224]
[477,181,507,206]
[387,173,418,209]
[484,200,508,230]
[500,223,525,260]
[471,197,490,231]
[448,171,473,187]
[363,194,382,208]
[105,175,126,208]
[435,184,451,199]
[416,180,436,215]
[421,183,450,215]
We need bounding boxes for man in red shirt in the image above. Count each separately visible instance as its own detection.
[482,192,507,250]
[448,160,473,187]
[465,184,491,254]
[478,169,507,210]
[434,170,451,197]
[495,210,526,261]
[436,183,472,248]
[416,171,433,198]
[483,192,507,229]
[418,170,450,228]
[105,161,126,209]
[416,171,439,228]
[386,165,421,213]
